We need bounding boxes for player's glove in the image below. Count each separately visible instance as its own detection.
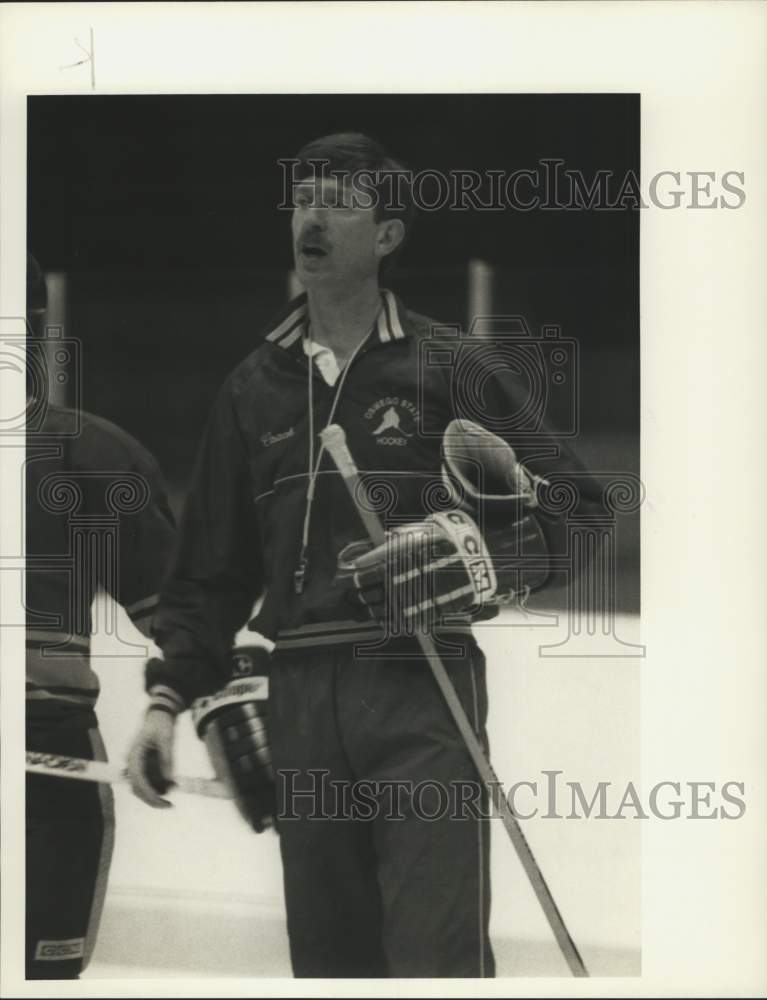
[336,419,550,632]
[191,646,274,833]
[338,509,497,632]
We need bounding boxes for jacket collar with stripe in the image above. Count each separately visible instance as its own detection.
[264,288,410,354]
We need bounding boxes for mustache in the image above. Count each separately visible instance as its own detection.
[296,231,331,252]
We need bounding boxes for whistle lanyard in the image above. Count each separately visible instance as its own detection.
[293,325,372,595]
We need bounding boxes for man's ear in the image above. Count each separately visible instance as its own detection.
[375,218,405,260]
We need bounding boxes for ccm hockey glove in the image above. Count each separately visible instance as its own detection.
[338,510,497,632]
[191,645,274,833]
[337,419,550,632]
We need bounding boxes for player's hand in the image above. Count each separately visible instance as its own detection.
[336,509,497,634]
[127,709,177,809]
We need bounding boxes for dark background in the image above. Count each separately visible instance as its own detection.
[28,94,639,610]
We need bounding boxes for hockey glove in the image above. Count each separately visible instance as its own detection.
[191,646,274,833]
[338,510,497,632]
[337,419,549,632]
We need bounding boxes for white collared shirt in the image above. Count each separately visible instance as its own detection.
[303,338,342,386]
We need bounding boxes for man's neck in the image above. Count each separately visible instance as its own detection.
[306,280,382,364]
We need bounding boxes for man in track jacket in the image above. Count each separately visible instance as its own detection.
[127,133,599,978]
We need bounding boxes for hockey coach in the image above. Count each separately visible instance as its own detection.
[128,132,597,978]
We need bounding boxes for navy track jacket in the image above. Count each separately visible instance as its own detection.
[148,291,598,706]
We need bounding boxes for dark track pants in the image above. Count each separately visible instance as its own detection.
[270,636,495,978]
[26,723,115,979]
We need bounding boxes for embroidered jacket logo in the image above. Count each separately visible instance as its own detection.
[261,427,295,448]
[365,397,419,446]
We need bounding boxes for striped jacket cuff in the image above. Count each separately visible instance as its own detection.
[148,684,186,716]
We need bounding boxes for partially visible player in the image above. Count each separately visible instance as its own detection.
[25,254,176,979]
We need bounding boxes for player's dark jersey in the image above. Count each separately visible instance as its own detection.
[26,405,176,726]
[148,291,601,706]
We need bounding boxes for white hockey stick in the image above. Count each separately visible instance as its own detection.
[320,423,588,978]
[25,751,231,799]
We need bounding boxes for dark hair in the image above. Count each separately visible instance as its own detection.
[293,132,414,275]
